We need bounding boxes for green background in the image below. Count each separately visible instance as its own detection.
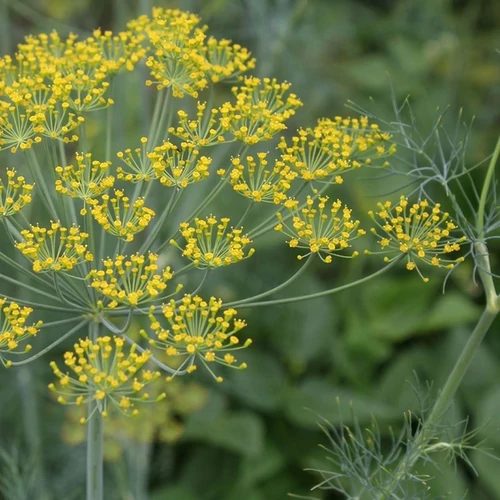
[1,0,500,498]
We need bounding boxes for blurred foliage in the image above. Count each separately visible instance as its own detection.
[0,0,500,499]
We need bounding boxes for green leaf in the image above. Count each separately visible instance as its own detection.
[420,292,480,332]
[240,441,286,487]
[224,350,287,411]
[283,378,399,429]
[183,411,264,457]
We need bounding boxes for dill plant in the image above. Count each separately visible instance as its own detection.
[0,6,479,500]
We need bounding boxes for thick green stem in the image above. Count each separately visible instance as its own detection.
[378,305,499,499]
[476,134,500,239]
[87,322,104,500]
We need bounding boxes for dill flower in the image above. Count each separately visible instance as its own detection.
[142,10,208,98]
[219,76,303,145]
[219,152,297,204]
[367,196,466,281]
[144,295,251,382]
[49,336,164,419]
[91,28,147,74]
[116,137,155,183]
[0,168,34,217]
[171,216,255,268]
[0,93,43,152]
[169,103,226,147]
[202,37,256,83]
[0,298,42,367]
[15,222,94,273]
[90,190,155,242]
[55,152,114,201]
[275,195,365,263]
[278,117,396,183]
[87,253,179,309]
[148,140,212,188]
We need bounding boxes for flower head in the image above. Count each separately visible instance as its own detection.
[16,222,94,273]
[202,37,256,83]
[275,196,365,263]
[171,216,255,268]
[278,117,395,183]
[367,196,466,281]
[87,253,179,309]
[148,140,211,188]
[55,152,114,201]
[49,335,164,419]
[169,102,226,147]
[90,190,155,242]
[219,76,302,145]
[220,152,297,204]
[116,137,155,183]
[144,295,251,382]
[0,168,34,217]
[0,298,42,367]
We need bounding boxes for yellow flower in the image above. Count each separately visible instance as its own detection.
[148,140,211,188]
[55,152,114,201]
[0,298,42,367]
[116,137,155,183]
[202,37,256,83]
[87,253,179,309]
[171,216,255,268]
[278,116,396,183]
[144,295,251,382]
[0,168,34,217]
[15,222,94,273]
[49,336,164,418]
[169,103,227,147]
[219,76,302,145]
[367,196,466,281]
[221,152,297,204]
[275,195,365,263]
[90,190,155,242]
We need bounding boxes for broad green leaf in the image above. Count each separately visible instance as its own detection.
[183,411,264,457]
[224,350,287,411]
[284,378,399,429]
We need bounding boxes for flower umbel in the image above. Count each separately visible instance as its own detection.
[171,216,255,268]
[0,298,42,367]
[275,196,365,263]
[220,152,297,204]
[148,140,212,188]
[87,253,178,308]
[15,222,94,273]
[90,190,154,242]
[367,196,466,281]
[0,168,34,217]
[278,116,395,183]
[55,152,115,201]
[144,295,251,382]
[49,335,164,419]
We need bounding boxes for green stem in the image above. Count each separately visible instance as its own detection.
[476,134,500,239]
[87,321,104,500]
[151,87,173,147]
[26,149,59,221]
[9,319,88,366]
[378,305,499,499]
[0,272,68,303]
[139,187,181,254]
[225,255,314,308]
[231,256,402,309]
[57,141,78,225]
